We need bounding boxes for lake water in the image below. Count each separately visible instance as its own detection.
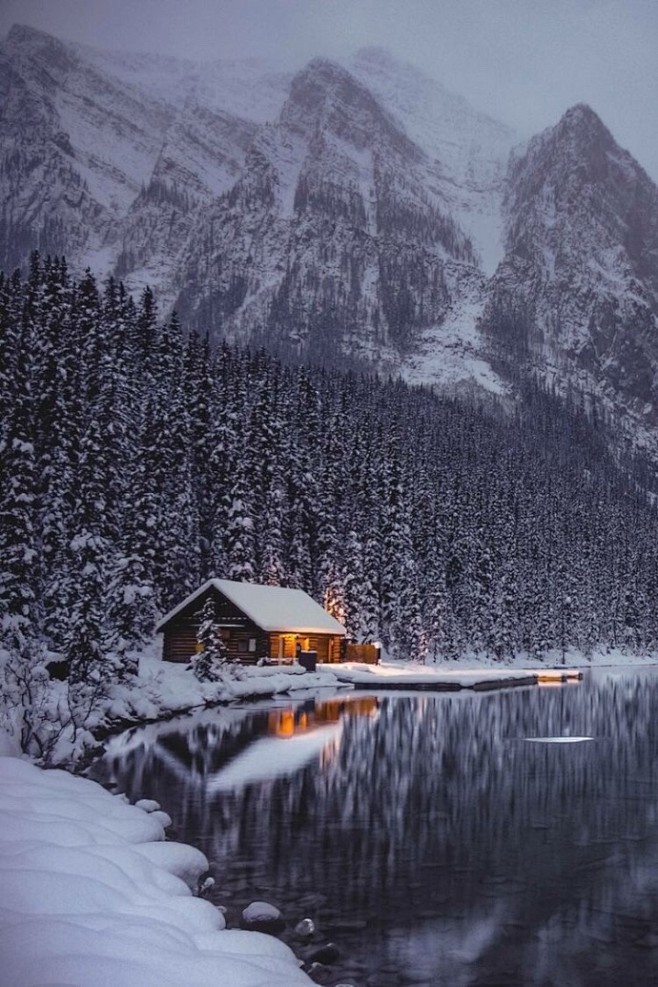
[89,669,658,986]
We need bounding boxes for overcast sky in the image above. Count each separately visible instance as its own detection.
[2,0,658,180]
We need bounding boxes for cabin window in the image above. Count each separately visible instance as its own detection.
[237,640,248,653]
[248,638,256,652]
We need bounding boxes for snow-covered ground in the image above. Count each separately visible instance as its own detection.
[106,653,343,729]
[0,756,311,987]
[399,272,508,396]
[423,645,658,669]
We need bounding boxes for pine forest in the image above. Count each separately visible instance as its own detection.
[3,254,658,692]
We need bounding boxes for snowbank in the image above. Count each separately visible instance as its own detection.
[417,646,658,669]
[103,655,344,730]
[0,756,311,987]
[326,646,658,690]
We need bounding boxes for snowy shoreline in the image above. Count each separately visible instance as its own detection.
[92,658,348,748]
[5,643,655,767]
[0,661,348,985]
[0,756,313,987]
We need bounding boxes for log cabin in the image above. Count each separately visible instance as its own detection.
[156,578,347,664]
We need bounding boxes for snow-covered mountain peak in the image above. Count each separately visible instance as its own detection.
[345,46,515,275]
[281,57,420,160]
[6,22,64,50]
[6,23,658,441]
[22,28,292,125]
[348,46,515,180]
[559,102,609,133]
[4,21,85,81]
[523,102,649,189]
[506,102,650,233]
[489,100,658,437]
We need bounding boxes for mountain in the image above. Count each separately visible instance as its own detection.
[5,24,658,440]
[0,24,507,393]
[0,24,174,274]
[485,104,658,438]
[343,47,515,394]
[346,47,515,274]
[174,57,484,368]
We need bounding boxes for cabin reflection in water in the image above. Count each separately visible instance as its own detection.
[267,697,378,738]
[93,695,381,799]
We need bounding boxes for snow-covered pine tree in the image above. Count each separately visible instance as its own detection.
[137,284,159,385]
[64,412,112,687]
[0,270,39,647]
[282,424,315,593]
[317,405,351,624]
[191,597,230,681]
[244,361,287,586]
[0,275,52,755]
[286,371,324,594]
[378,432,415,657]
[225,460,257,583]
[104,554,157,676]
[184,332,217,578]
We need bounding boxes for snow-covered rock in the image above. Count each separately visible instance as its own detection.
[134,797,161,813]
[294,917,316,939]
[241,900,286,935]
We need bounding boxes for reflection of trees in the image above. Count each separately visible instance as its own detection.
[208,679,658,903]
[90,696,377,839]
[90,706,275,834]
[91,676,658,983]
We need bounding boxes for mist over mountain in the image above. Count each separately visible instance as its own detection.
[4,23,658,445]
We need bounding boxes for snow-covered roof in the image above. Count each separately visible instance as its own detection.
[156,578,346,635]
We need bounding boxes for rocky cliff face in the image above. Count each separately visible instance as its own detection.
[5,23,658,438]
[115,104,258,309]
[346,47,515,275]
[486,104,658,431]
[175,58,483,370]
[0,25,502,390]
[0,24,171,273]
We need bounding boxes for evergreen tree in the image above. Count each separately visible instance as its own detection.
[0,273,39,647]
[191,597,230,681]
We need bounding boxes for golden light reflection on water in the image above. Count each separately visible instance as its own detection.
[267,695,379,739]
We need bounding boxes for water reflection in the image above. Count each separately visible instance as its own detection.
[90,672,658,986]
